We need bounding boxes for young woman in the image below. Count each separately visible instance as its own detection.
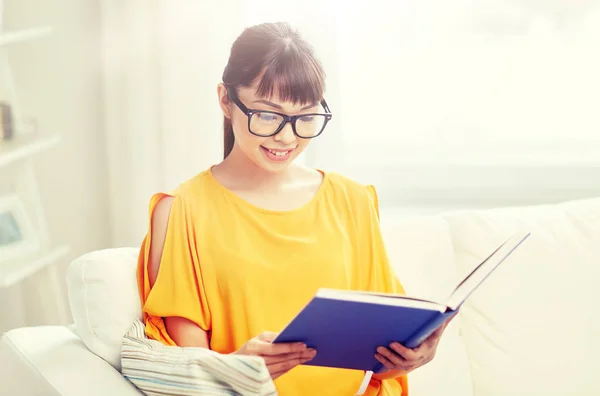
[137,22,452,396]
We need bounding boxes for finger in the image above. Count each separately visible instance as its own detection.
[257,332,279,342]
[430,325,446,338]
[376,346,406,367]
[256,339,307,355]
[389,342,419,361]
[448,311,459,322]
[374,352,397,370]
[427,318,453,342]
[439,311,459,330]
[262,349,316,365]
[429,317,454,340]
[268,353,315,378]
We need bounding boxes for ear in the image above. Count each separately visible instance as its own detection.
[217,83,232,119]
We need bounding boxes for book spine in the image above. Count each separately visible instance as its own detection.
[403,310,455,349]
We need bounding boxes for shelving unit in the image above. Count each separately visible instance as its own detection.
[0,245,69,288]
[0,26,52,46]
[0,134,59,167]
[0,133,66,290]
[0,5,70,324]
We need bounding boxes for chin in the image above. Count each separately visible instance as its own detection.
[257,157,293,173]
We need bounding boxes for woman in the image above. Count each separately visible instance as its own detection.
[137,21,452,396]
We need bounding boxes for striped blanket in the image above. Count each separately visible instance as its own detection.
[121,319,278,395]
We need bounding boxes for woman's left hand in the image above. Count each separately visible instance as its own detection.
[374,314,457,376]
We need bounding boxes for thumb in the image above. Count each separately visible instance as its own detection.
[257,331,279,343]
[446,311,460,325]
[433,312,459,337]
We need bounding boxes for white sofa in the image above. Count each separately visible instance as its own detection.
[1,197,599,396]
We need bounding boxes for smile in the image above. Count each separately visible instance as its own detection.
[261,146,296,162]
[268,149,289,156]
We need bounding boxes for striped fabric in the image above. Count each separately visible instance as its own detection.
[121,319,278,396]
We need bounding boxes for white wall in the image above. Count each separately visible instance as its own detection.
[100,1,229,248]
[2,0,108,327]
[308,0,600,210]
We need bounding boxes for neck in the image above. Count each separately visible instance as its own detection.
[216,145,291,190]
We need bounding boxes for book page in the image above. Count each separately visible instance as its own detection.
[445,230,531,309]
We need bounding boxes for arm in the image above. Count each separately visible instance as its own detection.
[147,196,314,380]
[148,196,210,349]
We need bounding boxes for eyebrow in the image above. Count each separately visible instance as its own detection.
[253,99,318,111]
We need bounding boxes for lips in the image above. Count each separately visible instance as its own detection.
[261,146,295,162]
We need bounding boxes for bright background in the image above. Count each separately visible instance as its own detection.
[1,0,599,330]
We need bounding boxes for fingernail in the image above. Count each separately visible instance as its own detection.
[377,347,386,353]
[391,342,400,348]
[296,343,307,350]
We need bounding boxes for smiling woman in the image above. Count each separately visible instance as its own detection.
[133,21,451,396]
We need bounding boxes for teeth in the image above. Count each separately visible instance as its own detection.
[268,149,288,156]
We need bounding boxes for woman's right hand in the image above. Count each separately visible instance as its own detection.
[234,331,317,379]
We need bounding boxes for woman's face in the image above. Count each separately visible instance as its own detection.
[218,83,321,173]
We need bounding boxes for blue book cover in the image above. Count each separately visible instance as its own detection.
[273,230,530,372]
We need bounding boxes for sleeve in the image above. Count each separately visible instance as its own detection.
[136,192,212,346]
[364,185,410,396]
[364,185,406,296]
[122,320,277,396]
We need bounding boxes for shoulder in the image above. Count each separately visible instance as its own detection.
[149,169,216,212]
[324,171,378,200]
[145,168,215,220]
[172,169,213,200]
[293,165,376,201]
[152,195,174,223]
[322,170,380,215]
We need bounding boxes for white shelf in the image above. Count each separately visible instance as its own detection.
[0,134,59,168]
[0,26,53,46]
[0,245,70,288]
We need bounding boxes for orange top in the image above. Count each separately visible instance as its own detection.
[137,167,409,396]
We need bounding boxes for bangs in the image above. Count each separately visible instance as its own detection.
[254,44,326,106]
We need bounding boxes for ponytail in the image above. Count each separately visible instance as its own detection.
[223,117,235,159]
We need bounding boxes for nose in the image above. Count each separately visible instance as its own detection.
[273,121,296,145]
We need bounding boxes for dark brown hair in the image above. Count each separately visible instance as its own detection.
[221,22,326,159]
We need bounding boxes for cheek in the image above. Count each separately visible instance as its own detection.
[231,117,266,149]
[295,138,311,153]
[231,112,249,136]
[231,115,251,144]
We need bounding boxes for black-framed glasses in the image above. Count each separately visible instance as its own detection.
[226,87,332,138]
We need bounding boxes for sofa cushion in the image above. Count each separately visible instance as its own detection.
[443,198,600,396]
[67,248,142,370]
[379,211,474,396]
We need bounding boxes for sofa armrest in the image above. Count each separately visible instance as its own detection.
[0,326,141,396]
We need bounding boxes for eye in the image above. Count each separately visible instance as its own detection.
[257,112,279,122]
[298,115,315,123]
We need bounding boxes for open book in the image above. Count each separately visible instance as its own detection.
[273,230,531,373]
